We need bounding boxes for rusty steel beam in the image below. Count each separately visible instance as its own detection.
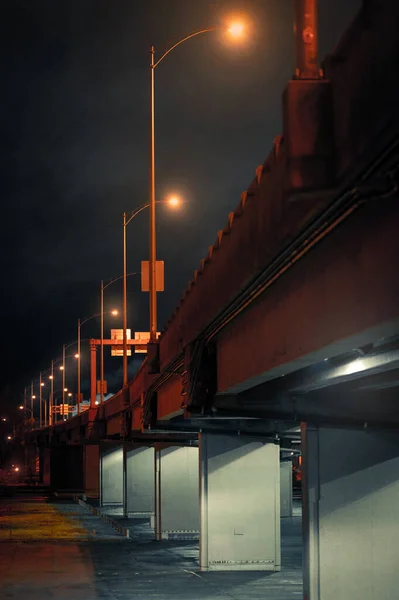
[295,0,320,79]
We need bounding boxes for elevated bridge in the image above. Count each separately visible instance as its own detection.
[26,2,399,598]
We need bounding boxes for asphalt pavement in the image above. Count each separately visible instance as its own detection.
[0,494,302,599]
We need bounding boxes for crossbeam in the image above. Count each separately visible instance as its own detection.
[89,338,149,346]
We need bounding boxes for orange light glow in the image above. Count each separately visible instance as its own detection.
[49,375,53,380]
[74,353,79,359]
[168,196,180,207]
[227,22,244,37]
[19,405,24,410]
[111,309,118,316]
[59,366,64,371]
[40,382,45,387]
[63,387,68,392]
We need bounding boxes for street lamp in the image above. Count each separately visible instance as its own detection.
[77,310,118,412]
[39,373,45,428]
[101,274,138,403]
[19,405,34,430]
[122,197,180,386]
[49,351,78,424]
[148,22,244,343]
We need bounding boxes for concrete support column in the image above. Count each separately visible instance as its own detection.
[84,444,100,500]
[302,424,399,600]
[155,445,199,540]
[124,447,155,518]
[50,446,83,492]
[123,445,127,518]
[199,433,281,572]
[280,460,293,517]
[40,447,51,485]
[25,444,37,482]
[100,446,123,508]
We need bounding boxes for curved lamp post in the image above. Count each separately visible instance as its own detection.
[148,23,244,343]
[101,273,138,402]
[122,197,179,387]
[77,310,118,412]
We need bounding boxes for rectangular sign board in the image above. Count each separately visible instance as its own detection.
[97,380,107,394]
[133,332,161,353]
[141,261,164,292]
[111,329,131,356]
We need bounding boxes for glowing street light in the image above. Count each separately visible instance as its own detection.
[122,197,181,387]
[77,310,118,411]
[227,22,244,37]
[167,196,180,208]
[148,22,246,348]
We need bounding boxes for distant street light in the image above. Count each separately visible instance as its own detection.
[48,351,78,425]
[77,311,118,413]
[148,22,245,344]
[100,274,138,403]
[122,197,180,386]
[39,372,44,428]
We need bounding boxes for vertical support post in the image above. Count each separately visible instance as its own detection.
[77,319,81,415]
[90,343,97,408]
[199,433,208,568]
[62,344,66,409]
[301,423,320,600]
[49,360,54,426]
[123,444,128,518]
[149,45,157,342]
[294,0,319,79]
[100,280,105,402]
[39,371,42,428]
[154,445,161,540]
[99,447,103,507]
[30,380,34,423]
[123,214,128,387]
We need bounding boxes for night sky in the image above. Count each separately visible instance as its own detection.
[1,0,361,408]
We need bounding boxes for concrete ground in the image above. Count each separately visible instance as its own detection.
[0,495,302,599]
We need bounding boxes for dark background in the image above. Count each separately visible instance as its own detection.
[0,0,360,412]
